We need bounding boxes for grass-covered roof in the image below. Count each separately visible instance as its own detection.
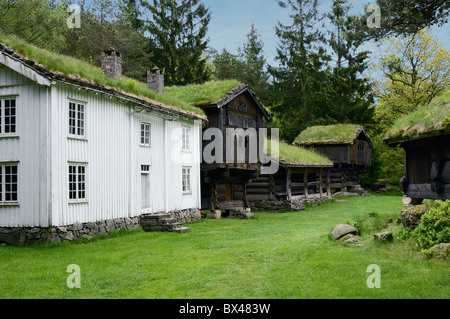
[384,91,450,144]
[0,33,205,118]
[294,124,364,146]
[165,80,242,106]
[267,140,333,167]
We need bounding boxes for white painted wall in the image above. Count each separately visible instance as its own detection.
[0,64,202,227]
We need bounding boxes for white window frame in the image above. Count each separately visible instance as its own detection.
[68,163,87,203]
[0,163,19,205]
[182,126,191,151]
[140,122,151,147]
[182,167,192,194]
[68,100,86,139]
[0,96,18,137]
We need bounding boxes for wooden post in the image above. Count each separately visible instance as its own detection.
[319,168,323,198]
[304,168,309,199]
[286,168,292,201]
[327,168,331,197]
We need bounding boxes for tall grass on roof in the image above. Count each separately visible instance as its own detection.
[0,33,204,116]
[384,92,450,142]
[294,124,361,145]
[267,140,332,166]
[165,80,242,105]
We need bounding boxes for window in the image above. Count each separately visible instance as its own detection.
[358,145,365,152]
[141,165,150,209]
[140,123,151,146]
[69,101,85,138]
[0,97,17,136]
[141,165,150,173]
[182,126,190,151]
[69,164,86,202]
[182,167,191,193]
[0,164,18,204]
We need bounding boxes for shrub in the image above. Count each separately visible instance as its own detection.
[412,200,450,250]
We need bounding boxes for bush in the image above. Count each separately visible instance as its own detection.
[412,200,450,250]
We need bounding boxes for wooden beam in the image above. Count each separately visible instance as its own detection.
[286,168,292,201]
[327,169,331,196]
[319,168,323,198]
[304,168,309,197]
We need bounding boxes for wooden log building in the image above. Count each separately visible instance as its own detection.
[384,96,450,203]
[166,81,271,211]
[294,124,372,192]
[246,141,333,209]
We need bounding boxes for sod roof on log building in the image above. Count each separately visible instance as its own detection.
[294,124,372,147]
[384,91,450,145]
[0,33,206,120]
[166,80,271,119]
[266,140,333,168]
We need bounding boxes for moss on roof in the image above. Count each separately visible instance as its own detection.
[267,140,332,167]
[0,33,205,117]
[384,92,450,143]
[165,80,242,106]
[294,124,362,145]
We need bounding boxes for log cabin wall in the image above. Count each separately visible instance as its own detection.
[401,134,450,201]
[200,89,268,210]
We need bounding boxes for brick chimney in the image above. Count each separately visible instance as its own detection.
[148,67,164,95]
[101,48,122,81]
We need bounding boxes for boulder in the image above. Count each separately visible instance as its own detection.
[330,224,359,240]
[344,236,364,247]
[373,232,393,243]
[432,243,450,258]
[399,204,429,231]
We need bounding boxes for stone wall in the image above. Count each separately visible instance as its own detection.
[249,195,332,212]
[0,208,201,245]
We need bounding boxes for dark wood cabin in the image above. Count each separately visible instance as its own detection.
[246,142,333,207]
[166,83,271,210]
[294,125,373,192]
[384,102,450,202]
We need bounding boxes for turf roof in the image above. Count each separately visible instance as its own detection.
[266,140,333,167]
[384,91,450,144]
[294,124,363,146]
[0,33,205,118]
[165,80,243,106]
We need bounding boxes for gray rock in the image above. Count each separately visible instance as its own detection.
[206,210,222,219]
[344,236,364,247]
[399,204,429,231]
[373,232,393,242]
[330,224,359,240]
[432,243,450,258]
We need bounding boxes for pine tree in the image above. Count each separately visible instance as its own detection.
[268,0,329,142]
[237,24,270,103]
[322,0,374,125]
[141,0,211,86]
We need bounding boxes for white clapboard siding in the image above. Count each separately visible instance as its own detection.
[1,63,202,228]
[0,66,50,227]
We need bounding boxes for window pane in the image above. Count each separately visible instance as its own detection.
[4,99,16,134]
[3,165,18,202]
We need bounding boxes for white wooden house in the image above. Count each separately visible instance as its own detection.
[0,42,206,244]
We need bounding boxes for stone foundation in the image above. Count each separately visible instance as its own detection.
[0,217,141,246]
[0,208,201,245]
[140,208,201,233]
[249,195,332,212]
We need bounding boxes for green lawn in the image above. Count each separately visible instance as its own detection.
[0,196,448,299]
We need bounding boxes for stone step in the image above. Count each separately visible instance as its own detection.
[174,227,189,233]
[141,213,171,220]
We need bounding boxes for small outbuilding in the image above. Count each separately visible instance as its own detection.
[246,141,334,211]
[294,124,373,192]
[384,96,450,203]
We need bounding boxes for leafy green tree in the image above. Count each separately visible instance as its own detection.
[363,0,450,38]
[212,47,241,81]
[141,0,211,86]
[0,0,69,52]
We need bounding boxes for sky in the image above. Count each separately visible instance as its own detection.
[203,0,450,69]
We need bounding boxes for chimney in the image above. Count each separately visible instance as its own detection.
[148,67,164,95]
[101,48,122,81]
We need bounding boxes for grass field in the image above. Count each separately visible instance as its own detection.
[0,196,448,299]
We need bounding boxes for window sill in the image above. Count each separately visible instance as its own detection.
[182,150,192,153]
[0,135,19,140]
[0,203,20,208]
[68,136,88,142]
[140,144,151,148]
[69,201,89,205]
[183,192,192,195]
